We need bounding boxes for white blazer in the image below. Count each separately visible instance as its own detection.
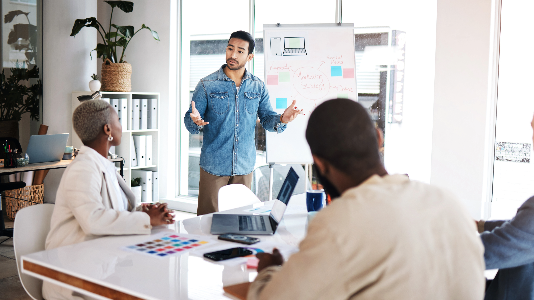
[45,146,151,251]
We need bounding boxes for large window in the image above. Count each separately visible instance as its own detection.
[490,0,534,219]
[176,0,437,211]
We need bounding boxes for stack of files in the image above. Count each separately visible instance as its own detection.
[147,98,158,129]
[130,136,138,167]
[132,170,152,203]
[118,98,128,129]
[152,172,159,202]
[140,99,148,130]
[131,99,140,130]
[133,135,153,167]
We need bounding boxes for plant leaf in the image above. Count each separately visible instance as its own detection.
[71,17,99,37]
[112,25,134,38]
[141,24,160,41]
[93,43,113,60]
[116,37,128,47]
[4,10,29,24]
[105,1,134,13]
[105,31,120,39]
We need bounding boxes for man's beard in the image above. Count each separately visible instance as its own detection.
[313,165,341,199]
[226,59,246,70]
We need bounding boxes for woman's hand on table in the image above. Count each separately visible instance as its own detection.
[256,248,284,273]
[143,202,175,226]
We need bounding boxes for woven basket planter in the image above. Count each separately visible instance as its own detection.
[4,184,44,220]
[101,59,132,92]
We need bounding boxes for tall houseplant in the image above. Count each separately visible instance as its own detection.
[70,1,159,92]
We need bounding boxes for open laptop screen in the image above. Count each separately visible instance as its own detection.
[270,167,299,223]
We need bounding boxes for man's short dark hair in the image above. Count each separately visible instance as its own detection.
[305,99,381,176]
[229,30,255,54]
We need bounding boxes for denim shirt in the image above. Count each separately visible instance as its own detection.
[184,65,286,176]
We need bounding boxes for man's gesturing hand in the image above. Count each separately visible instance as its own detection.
[281,100,303,124]
[190,101,209,126]
[256,248,284,272]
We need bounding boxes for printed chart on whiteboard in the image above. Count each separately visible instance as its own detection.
[264,24,357,164]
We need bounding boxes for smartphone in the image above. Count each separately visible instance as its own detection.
[203,247,254,261]
[218,234,260,245]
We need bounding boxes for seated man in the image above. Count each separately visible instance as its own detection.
[248,99,485,300]
[476,115,534,300]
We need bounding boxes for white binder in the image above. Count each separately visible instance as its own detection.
[132,170,152,203]
[141,99,148,130]
[119,98,128,129]
[145,135,153,166]
[130,136,138,167]
[152,171,159,203]
[133,135,146,168]
[110,98,119,116]
[101,98,110,104]
[147,98,158,129]
[132,99,140,130]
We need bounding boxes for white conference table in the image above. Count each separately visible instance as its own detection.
[21,194,309,300]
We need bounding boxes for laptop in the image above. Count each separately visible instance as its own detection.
[211,167,299,235]
[26,134,69,164]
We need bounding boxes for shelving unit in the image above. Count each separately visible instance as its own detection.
[71,92,160,190]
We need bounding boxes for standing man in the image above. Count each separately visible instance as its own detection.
[184,30,302,215]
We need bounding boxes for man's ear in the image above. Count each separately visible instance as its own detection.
[247,53,254,62]
[312,154,329,174]
[375,127,384,149]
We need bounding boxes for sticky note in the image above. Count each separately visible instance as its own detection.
[276,98,287,109]
[338,93,348,99]
[343,68,354,78]
[279,72,290,82]
[267,75,278,85]
[331,66,342,77]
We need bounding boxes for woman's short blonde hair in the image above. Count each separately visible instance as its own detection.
[72,100,113,144]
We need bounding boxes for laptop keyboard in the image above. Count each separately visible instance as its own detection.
[238,216,266,231]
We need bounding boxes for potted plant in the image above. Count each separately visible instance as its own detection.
[70,1,160,92]
[131,177,142,206]
[89,74,101,92]
[0,66,42,140]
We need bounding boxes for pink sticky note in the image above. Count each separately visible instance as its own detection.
[267,75,279,85]
[247,258,259,269]
[343,68,355,78]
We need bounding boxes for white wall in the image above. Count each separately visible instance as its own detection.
[97,0,175,199]
[431,0,498,218]
[42,0,97,202]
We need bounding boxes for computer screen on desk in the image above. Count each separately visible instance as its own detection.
[26,134,69,164]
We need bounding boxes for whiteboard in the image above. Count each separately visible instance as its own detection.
[264,24,357,164]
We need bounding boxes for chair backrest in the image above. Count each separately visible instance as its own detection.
[218,184,261,212]
[252,164,309,202]
[13,204,55,300]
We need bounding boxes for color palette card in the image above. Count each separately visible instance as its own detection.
[123,233,211,258]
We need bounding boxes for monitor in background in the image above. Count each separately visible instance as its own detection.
[26,134,69,164]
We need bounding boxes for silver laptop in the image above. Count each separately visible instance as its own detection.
[210,167,299,235]
[26,134,69,164]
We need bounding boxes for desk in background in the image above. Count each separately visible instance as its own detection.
[21,194,307,300]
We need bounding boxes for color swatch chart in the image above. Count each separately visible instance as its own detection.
[123,233,211,258]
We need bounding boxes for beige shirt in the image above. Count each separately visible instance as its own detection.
[248,174,485,300]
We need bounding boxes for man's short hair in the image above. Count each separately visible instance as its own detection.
[72,100,113,145]
[229,30,255,54]
[305,99,381,176]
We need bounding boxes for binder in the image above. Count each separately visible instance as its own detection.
[101,98,110,104]
[130,136,138,167]
[147,98,158,129]
[132,99,140,130]
[127,98,133,130]
[133,135,146,168]
[132,170,152,203]
[152,171,159,202]
[119,98,128,129]
[140,99,148,130]
[110,98,119,116]
[145,135,153,166]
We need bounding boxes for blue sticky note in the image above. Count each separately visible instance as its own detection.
[331,66,342,77]
[276,98,287,109]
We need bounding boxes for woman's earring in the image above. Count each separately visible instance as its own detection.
[108,135,114,141]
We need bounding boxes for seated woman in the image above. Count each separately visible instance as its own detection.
[477,114,534,300]
[43,100,173,299]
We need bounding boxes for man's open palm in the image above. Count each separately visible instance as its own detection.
[282,100,303,123]
[190,101,209,126]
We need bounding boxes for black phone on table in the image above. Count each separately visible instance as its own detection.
[218,233,260,245]
[203,247,254,261]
